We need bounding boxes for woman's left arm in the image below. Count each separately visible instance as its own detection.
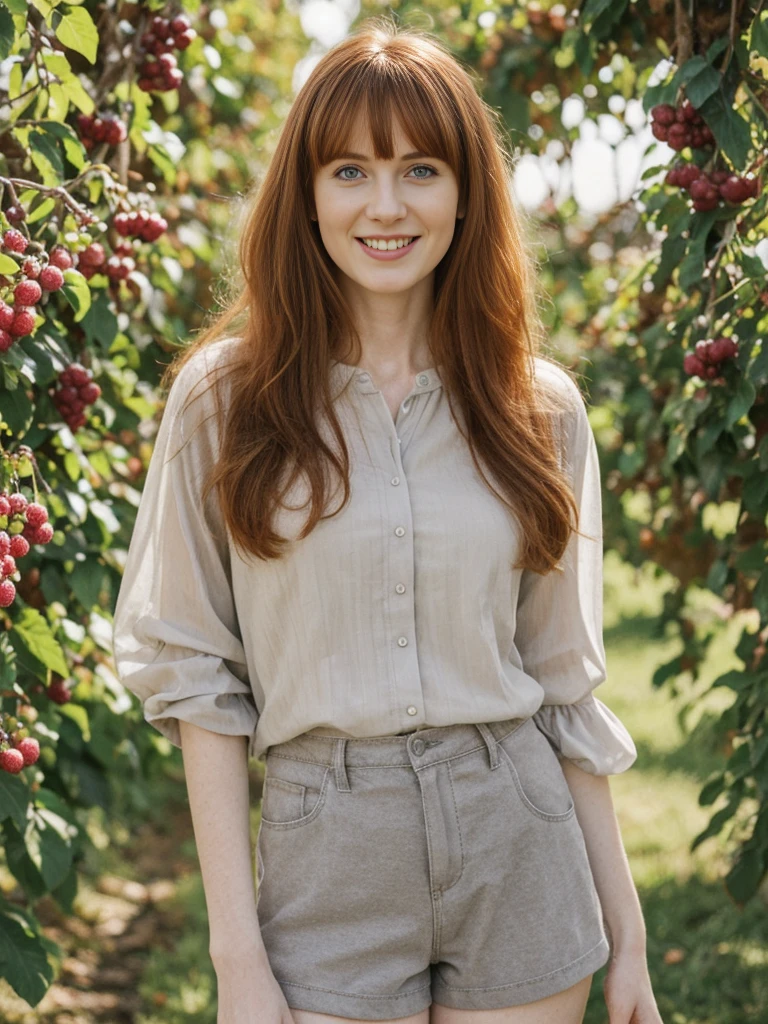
[562,761,663,1024]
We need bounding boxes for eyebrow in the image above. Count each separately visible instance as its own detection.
[332,151,433,161]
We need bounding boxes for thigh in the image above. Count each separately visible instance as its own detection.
[431,973,593,1024]
[292,1011,430,1024]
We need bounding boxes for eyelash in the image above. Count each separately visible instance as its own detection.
[333,164,438,181]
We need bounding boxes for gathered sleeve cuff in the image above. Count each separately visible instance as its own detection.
[514,362,637,777]
[533,695,637,775]
[111,342,260,751]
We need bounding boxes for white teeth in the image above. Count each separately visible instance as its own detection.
[361,237,415,250]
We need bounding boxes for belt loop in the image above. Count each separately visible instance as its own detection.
[475,723,500,770]
[334,738,351,792]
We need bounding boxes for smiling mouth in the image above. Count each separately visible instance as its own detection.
[356,236,420,251]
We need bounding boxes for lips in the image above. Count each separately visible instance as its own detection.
[355,237,420,261]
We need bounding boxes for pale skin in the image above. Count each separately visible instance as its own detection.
[191,112,663,1023]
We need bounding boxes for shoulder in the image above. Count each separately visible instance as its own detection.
[163,335,243,445]
[530,356,593,472]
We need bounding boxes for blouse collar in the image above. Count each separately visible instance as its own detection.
[329,359,443,396]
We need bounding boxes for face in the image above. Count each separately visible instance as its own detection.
[312,114,463,298]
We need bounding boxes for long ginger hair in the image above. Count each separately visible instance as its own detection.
[159,16,591,574]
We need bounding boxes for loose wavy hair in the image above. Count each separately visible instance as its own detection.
[159,16,590,574]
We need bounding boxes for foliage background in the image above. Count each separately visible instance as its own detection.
[0,0,767,1018]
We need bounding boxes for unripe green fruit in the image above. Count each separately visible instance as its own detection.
[7,520,25,535]
[78,232,92,246]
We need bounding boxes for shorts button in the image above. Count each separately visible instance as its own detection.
[412,738,426,755]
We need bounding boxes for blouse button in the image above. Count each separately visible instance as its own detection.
[394,526,405,537]
[395,583,406,594]
[391,476,400,486]
[397,636,408,647]
[407,705,418,716]
[401,400,410,413]
[357,372,370,383]
[417,374,429,386]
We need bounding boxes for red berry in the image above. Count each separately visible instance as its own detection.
[0,329,13,352]
[9,534,29,558]
[22,257,41,279]
[47,679,71,704]
[14,736,40,765]
[78,243,105,267]
[49,246,74,270]
[0,747,24,773]
[3,229,28,253]
[14,278,42,305]
[0,301,13,330]
[0,553,16,577]
[0,498,10,518]
[39,265,65,291]
[33,522,53,544]
[0,579,15,607]
[8,492,27,514]
[25,502,48,527]
[0,530,9,553]
[6,204,26,224]
[9,308,36,337]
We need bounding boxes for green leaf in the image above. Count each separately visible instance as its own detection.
[9,606,69,677]
[725,847,765,905]
[698,88,752,167]
[0,772,30,830]
[54,5,98,63]
[0,3,15,60]
[0,252,20,274]
[749,10,768,56]
[29,129,64,180]
[0,0,29,14]
[0,907,54,1006]
[61,267,92,322]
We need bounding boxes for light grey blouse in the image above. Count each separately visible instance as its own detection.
[111,336,637,775]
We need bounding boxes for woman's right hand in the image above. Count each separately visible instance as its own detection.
[213,944,295,1024]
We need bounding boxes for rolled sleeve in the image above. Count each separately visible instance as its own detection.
[515,369,637,776]
[111,345,260,750]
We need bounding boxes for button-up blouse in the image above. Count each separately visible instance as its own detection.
[111,336,637,775]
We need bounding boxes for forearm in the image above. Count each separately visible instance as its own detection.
[560,758,646,954]
[178,721,265,958]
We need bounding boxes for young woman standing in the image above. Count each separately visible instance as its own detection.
[112,18,661,1024]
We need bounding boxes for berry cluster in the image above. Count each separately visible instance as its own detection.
[76,111,128,150]
[114,209,168,243]
[0,730,40,775]
[0,231,69,351]
[650,100,715,151]
[76,242,106,281]
[683,336,739,380]
[51,363,102,430]
[0,492,53,608]
[137,13,196,93]
[665,165,759,212]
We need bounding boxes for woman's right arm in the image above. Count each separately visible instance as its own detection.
[180,723,296,1023]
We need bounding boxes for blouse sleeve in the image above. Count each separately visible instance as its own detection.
[111,345,260,751]
[514,368,637,776]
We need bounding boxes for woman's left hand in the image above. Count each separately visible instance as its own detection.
[603,948,664,1023]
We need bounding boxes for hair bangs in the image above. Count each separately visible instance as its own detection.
[305,57,463,178]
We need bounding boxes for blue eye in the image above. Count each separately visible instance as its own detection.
[333,164,438,180]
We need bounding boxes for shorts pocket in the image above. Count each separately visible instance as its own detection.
[260,755,331,830]
[496,717,576,822]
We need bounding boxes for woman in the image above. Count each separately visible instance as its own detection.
[112,17,662,1024]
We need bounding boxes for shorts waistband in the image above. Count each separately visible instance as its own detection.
[264,717,530,772]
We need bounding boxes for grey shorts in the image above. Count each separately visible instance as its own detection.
[255,716,611,1020]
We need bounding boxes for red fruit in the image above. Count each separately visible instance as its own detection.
[8,492,27,514]
[650,104,676,126]
[47,679,71,704]
[9,308,36,337]
[667,123,690,150]
[33,522,53,544]
[14,278,42,305]
[9,534,29,558]
[0,748,24,773]
[0,579,15,607]
[78,243,105,267]
[39,265,64,291]
[0,329,13,352]
[0,531,9,553]
[683,352,706,377]
[0,301,13,329]
[80,381,101,403]
[6,204,26,224]
[22,258,41,279]
[49,246,74,270]
[24,502,48,527]
[0,498,10,517]
[175,28,196,49]
[0,553,16,577]
[67,364,91,387]
[14,736,40,765]
[2,229,28,253]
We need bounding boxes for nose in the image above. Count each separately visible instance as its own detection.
[365,175,407,222]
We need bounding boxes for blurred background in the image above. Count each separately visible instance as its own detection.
[0,1,767,1021]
